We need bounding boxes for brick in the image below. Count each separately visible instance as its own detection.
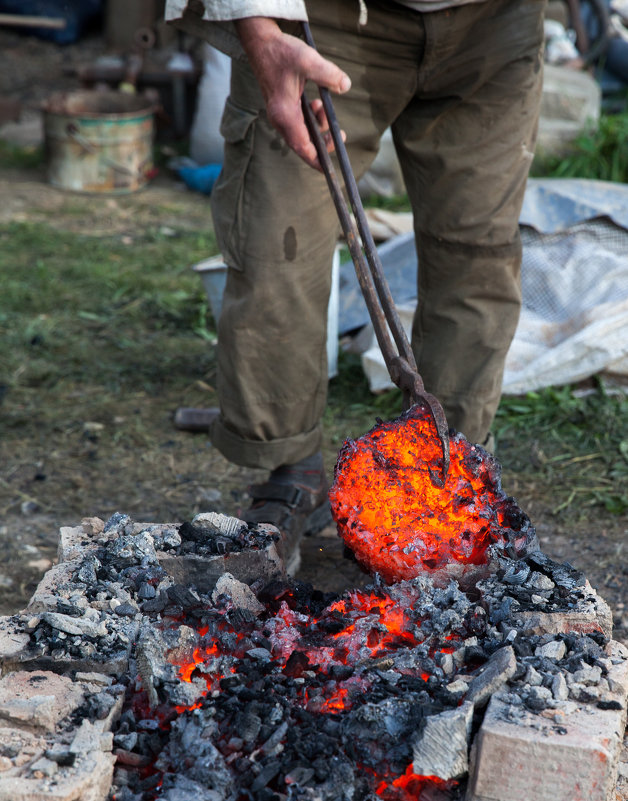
[24,562,80,614]
[467,641,628,801]
[512,582,613,640]
[0,750,115,801]
[57,525,96,564]
[0,617,30,664]
[0,671,84,734]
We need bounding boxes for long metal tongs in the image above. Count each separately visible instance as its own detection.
[300,22,450,487]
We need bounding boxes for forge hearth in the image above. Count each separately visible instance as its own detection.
[0,409,626,801]
[0,508,626,801]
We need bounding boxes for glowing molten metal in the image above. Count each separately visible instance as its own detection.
[330,405,533,583]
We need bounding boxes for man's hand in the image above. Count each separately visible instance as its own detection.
[235,17,351,169]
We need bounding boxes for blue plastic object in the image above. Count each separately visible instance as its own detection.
[177,163,222,195]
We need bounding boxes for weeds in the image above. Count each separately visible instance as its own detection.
[532,110,628,182]
[0,140,44,170]
[496,383,628,517]
[0,222,219,398]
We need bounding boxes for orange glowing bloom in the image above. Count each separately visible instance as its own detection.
[330,405,532,583]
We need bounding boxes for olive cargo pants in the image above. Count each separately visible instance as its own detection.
[209,0,546,470]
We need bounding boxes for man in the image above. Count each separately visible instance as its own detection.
[166,0,546,571]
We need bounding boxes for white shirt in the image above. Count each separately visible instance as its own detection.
[164,0,488,59]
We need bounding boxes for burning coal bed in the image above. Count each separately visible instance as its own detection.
[0,407,626,801]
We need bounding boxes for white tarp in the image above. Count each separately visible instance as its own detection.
[503,221,628,394]
[346,180,628,396]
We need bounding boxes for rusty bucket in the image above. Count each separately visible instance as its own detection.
[43,90,154,194]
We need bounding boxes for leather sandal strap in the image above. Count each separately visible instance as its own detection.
[248,482,304,508]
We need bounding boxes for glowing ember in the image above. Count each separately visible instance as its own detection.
[330,405,534,583]
[376,763,459,800]
[168,580,461,717]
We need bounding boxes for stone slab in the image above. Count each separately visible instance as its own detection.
[466,641,628,801]
[413,701,473,780]
[465,646,516,709]
[0,671,84,734]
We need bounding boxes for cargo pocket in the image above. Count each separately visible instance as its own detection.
[210,97,259,269]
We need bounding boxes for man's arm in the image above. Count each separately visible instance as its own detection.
[235,17,351,169]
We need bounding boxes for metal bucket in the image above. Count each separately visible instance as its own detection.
[43,90,154,194]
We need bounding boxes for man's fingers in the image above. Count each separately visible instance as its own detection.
[269,103,321,169]
[301,47,351,95]
[308,100,347,153]
[311,99,328,132]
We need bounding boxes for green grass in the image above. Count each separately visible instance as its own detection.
[532,109,628,182]
[496,383,628,517]
[0,140,44,170]
[2,123,627,525]
[4,219,624,522]
[0,222,219,399]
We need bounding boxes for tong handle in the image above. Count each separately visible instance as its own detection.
[300,22,450,486]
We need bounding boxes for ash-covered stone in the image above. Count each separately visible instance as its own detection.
[103,512,132,535]
[536,639,567,661]
[465,645,517,708]
[412,701,473,780]
[41,611,108,638]
[211,573,265,616]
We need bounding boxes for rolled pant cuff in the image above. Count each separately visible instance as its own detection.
[210,417,323,471]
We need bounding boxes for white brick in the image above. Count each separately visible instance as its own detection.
[466,641,628,801]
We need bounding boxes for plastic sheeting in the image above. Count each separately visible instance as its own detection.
[340,179,628,395]
[520,178,628,231]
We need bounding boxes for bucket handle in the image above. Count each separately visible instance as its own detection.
[66,122,149,180]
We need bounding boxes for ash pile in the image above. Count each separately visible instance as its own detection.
[0,511,285,801]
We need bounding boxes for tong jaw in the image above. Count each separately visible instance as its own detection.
[389,357,451,488]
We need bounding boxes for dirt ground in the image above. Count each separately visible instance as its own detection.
[0,27,626,647]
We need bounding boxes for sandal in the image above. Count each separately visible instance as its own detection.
[242,453,332,575]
